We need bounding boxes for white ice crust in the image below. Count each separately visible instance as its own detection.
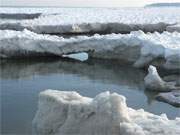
[1,29,180,70]
[33,90,180,135]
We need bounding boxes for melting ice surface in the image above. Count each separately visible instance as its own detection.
[1,58,180,134]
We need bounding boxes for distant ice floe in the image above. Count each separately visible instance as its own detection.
[1,29,180,71]
[33,90,180,135]
[0,7,180,34]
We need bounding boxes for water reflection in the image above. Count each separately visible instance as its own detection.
[0,58,145,88]
[1,58,179,134]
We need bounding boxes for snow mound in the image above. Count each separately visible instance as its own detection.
[1,29,180,71]
[1,7,180,34]
[33,90,180,135]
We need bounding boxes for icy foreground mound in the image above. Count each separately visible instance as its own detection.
[1,7,180,34]
[33,90,180,135]
[1,29,180,71]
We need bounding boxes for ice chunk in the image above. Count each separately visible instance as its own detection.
[33,90,180,135]
[144,65,177,91]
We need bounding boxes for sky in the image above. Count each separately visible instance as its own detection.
[1,0,180,7]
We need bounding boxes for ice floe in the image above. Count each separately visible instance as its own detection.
[1,29,180,71]
[0,7,180,34]
[33,90,180,135]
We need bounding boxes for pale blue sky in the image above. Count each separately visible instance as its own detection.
[1,0,180,7]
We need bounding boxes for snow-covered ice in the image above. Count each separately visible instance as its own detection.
[1,7,180,24]
[1,7,180,34]
[33,90,180,135]
[1,29,180,71]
